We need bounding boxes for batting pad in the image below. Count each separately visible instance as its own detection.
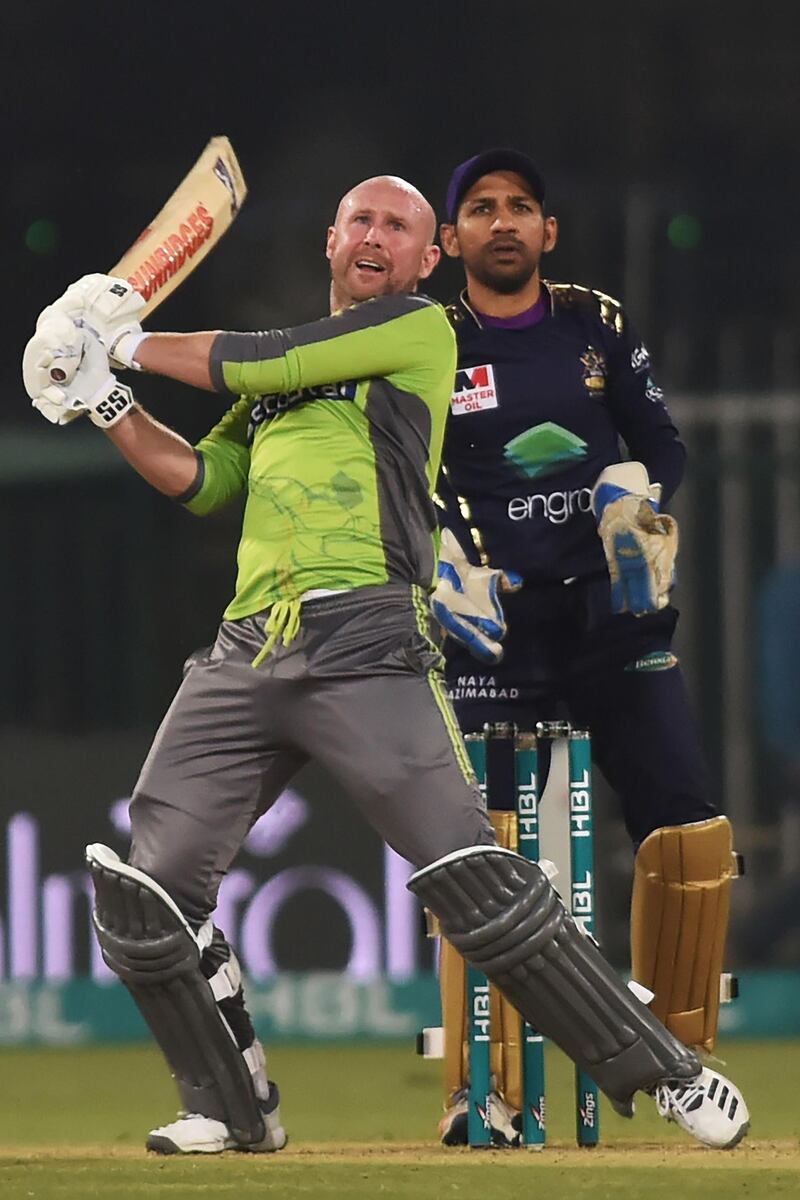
[439,812,525,1110]
[409,846,700,1109]
[86,844,265,1146]
[631,817,738,1052]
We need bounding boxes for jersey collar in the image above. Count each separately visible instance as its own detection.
[456,282,554,328]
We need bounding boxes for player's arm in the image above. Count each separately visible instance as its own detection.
[106,408,200,498]
[208,294,451,396]
[591,307,681,614]
[108,397,252,514]
[24,322,249,512]
[132,332,218,391]
[118,296,445,392]
[80,300,446,394]
[602,310,685,503]
[35,276,450,397]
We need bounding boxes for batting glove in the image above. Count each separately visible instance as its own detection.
[23,318,135,429]
[591,461,679,616]
[36,272,146,373]
[431,528,522,664]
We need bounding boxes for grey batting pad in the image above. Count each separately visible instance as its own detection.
[86,844,264,1146]
[408,846,701,1107]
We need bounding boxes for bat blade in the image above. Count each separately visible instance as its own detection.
[111,135,247,318]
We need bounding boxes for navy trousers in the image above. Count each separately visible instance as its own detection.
[445,574,717,846]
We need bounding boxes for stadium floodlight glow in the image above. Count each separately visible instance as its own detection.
[25,219,59,255]
[667,213,702,251]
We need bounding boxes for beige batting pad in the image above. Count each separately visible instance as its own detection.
[631,816,738,1052]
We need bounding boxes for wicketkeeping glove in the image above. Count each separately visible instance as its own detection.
[431,528,522,664]
[23,317,135,429]
[35,272,146,374]
[591,461,678,616]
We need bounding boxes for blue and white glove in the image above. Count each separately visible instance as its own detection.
[591,462,678,616]
[431,529,522,664]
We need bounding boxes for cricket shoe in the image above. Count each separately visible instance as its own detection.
[653,1067,749,1149]
[439,1087,521,1148]
[146,1083,287,1154]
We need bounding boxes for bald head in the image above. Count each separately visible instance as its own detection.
[335,176,437,242]
[326,175,440,310]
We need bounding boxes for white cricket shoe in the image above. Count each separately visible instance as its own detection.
[439,1087,521,1148]
[654,1066,749,1149]
[146,1087,287,1155]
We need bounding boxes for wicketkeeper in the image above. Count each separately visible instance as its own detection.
[23,172,747,1155]
[430,149,742,1145]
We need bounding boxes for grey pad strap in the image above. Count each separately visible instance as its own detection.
[408,846,701,1107]
[86,844,265,1146]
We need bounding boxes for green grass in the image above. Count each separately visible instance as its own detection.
[0,1039,797,1198]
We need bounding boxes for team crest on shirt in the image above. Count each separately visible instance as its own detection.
[580,346,607,395]
[450,364,498,415]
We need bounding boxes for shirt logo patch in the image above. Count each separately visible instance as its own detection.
[450,364,498,415]
[504,421,588,480]
[580,346,607,395]
[624,651,678,673]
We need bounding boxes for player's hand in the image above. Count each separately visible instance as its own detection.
[23,314,86,425]
[431,528,522,664]
[36,273,145,372]
[591,462,678,616]
[23,319,135,429]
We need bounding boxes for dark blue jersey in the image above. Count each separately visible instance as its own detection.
[437,283,685,583]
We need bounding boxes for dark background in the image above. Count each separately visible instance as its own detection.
[2,1,800,977]
[5,1,799,414]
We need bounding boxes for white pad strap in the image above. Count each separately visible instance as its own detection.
[207,951,243,1003]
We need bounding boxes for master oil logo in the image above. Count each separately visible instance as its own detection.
[581,345,607,395]
[450,364,498,415]
[503,421,587,480]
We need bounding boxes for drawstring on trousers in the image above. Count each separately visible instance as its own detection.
[251,598,302,667]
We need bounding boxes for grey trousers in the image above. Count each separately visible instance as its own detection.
[129,583,494,925]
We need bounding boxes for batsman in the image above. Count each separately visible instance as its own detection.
[431,149,743,1146]
[24,172,747,1154]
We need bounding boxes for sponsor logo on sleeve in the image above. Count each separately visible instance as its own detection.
[450,364,498,415]
[631,344,650,373]
[645,376,664,403]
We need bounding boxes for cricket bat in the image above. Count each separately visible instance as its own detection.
[111,135,247,315]
[41,137,246,409]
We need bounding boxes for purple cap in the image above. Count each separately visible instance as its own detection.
[444,148,546,223]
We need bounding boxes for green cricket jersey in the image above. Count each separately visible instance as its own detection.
[183,293,456,620]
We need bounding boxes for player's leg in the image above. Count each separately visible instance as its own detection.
[568,631,739,1053]
[299,595,745,1148]
[436,804,525,1147]
[88,623,306,1153]
[301,641,522,1143]
[409,844,749,1149]
[438,590,561,1144]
